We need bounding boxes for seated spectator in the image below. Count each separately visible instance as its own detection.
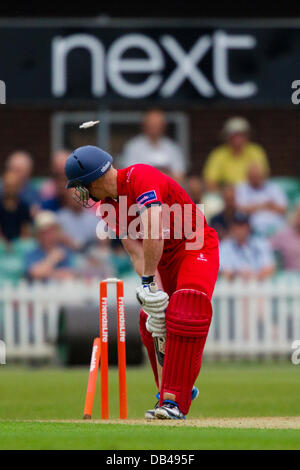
[56,189,99,249]
[0,171,32,242]
[40,149,70,211]
[203,117,269,190]
[219,212,275,281]
[5,150,41,211]
[270,204,300,271]
[185,174,225,224]
[236,163,287,237]
[0,238,36,286]
[109,238,133,277]
[121,110,186,182]
[185,174,204,205]
[210,185,237,240]
[25,211,75,281]
[77,238,114,280]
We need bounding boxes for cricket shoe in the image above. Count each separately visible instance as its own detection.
[145,386,198,419]
[144,393,160,419]
[154,400,186,420]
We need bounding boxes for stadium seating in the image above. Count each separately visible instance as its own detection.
[270,177,300,210]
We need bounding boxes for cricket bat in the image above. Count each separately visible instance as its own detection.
[154,336,166,386]
[149,282,167,387]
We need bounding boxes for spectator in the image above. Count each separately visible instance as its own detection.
[185,175,204,205]
[5,150,41,210]
[121,110,186,182]
[56,189,99,249]
[25,211,75,281]
[77,238,114,280]
[236,163,287,237]
[0,171,32,242]
[40,149,70,211]
[0,238,36,286]
[219,212,275,281]
[203,117,269,190]
[210,185,237,240]
[109,238,133,277]
[270,204,300,272]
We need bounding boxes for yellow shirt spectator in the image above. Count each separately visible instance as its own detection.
[203,142,269,187]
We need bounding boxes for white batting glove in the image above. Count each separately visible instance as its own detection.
[136,280,169,314]
[146,314,166,337]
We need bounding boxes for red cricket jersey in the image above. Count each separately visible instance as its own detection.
[96,164,219,267]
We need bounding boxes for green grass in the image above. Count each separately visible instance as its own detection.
[0,422,300,450]
[0,362,300,449]
[1,362,300,419]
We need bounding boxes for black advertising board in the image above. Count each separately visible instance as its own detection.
[0,19,299,105]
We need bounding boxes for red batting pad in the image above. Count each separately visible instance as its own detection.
[159,289,212,415]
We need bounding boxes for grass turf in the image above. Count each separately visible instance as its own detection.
[0,362,300,449]
[1,422,300,450]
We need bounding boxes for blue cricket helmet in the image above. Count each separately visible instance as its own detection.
[65,145,113,189]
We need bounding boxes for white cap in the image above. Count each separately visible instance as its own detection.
[34,211,58,231]
[222,117,251,138]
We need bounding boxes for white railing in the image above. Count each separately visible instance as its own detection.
[0,277,139,360]
[207,277,300,356]
[0,277,300,360]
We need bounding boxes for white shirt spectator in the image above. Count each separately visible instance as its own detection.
[220,236,275,274]
[122,135,186,174]
[236,181,287,236]
[57,208,99,247]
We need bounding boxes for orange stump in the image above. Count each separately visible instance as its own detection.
[100,280,109,419]
[116,280,127,419]
[99,278,127,420]
[83,278,127,420]
[83,337,101,419]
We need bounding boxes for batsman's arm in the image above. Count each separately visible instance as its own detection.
[140,204,164,276]
[122,205,164,277]
[121,237,144,277]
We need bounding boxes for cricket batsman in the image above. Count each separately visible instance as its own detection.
[65,145,219,420]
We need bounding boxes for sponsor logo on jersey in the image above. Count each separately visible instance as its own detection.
[197,253,208,262]
[136,190,158,207]
[126,166,135,182]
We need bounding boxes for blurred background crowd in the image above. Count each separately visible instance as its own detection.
[1,109,300,287]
